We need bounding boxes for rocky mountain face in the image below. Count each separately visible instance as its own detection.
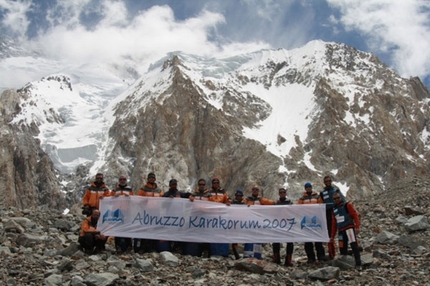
[99,41,430,201]
[1,40,430,209]
[0,89,66,210]
[0,176,429,285]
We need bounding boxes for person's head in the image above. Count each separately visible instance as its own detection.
[212,177,220,188]
[147,172,156,183]
[251,186,260,197]
[91,209,100,220]
[304,182,312,193]
[169,179,178,189]
[197,179,206,191]
[332,193,343,206]
[323,176,332,188]
[279,188,287,198]
[95,173,104,186]
[235,189,244,200]
[119,175,127,185]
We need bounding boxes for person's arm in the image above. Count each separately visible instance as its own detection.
[81,219,99,234]
[83,189,90,206]
[261,197,275,205]
[330,212,337,239]
[347,203,360,234]
[103,189,113,197]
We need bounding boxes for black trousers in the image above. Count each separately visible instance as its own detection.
[272,242,294,255]
[338,228,361,266]
[78,233,106,252]
[304,242,325,262]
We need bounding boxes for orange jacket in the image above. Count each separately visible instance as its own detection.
[189,189,211,201]
[245,196,275,206]
[112,184,134,196]
[79,216,100,237]
[82,182,112,209]
[297,191,321,204]
[208,188,230,204]
[137,183,164,197]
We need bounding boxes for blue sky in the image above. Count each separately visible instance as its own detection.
[0,0,429,87]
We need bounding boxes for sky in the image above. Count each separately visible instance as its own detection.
[0,0,429,89]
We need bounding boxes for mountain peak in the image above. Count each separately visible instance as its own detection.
[1,40,430,209]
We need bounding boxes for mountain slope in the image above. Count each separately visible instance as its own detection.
[1,40,429,208]
[97,40,430,200]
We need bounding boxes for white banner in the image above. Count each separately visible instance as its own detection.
[98,196,328,243]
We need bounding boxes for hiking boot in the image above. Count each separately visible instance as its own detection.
[284,254,293,267]
[273,253,281,264]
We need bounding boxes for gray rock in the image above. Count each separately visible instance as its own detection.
[8,217,35,229]
[75,260,90,271]
[16,233,48,247]
[290,269,307,279]
[404,215,429,232]
[404,206,426,215]
[136,258,154,272]
[70,276,85,286]
[4,219,25,234]
[373,249,391,260]
[331,255,356,270]
[44,274,63,286]
[412,245,427,256]
[395,215,408,224]
[192,268,206,278]
[160,251,179,267]
[373,231,399,244]
[56,242,81,257]
[398,234,425,249]
[360,253,374,265]
[308,266,340,280]
[53,219,75,231]
[0,246,11,255]
[234,259,265,274]
[84,272,119,286]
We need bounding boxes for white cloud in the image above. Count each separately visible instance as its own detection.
[25,3,269,77]
[0,0,31,37]
[327,0,430,80]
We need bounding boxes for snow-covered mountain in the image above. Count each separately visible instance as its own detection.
[1,39,429,209]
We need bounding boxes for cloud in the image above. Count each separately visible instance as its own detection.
[0,0,32,37]
[6,0,273,78]
[327,0,430,81]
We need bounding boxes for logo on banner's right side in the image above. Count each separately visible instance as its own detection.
[300,216,323,229]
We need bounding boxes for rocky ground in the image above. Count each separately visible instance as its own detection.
[0,176,429,286]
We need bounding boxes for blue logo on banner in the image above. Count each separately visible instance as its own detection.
[102,209,124,223]
[300,215,323,229]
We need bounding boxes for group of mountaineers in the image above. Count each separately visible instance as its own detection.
[79,172,362,270]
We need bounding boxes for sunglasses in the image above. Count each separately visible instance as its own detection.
[198,183,205,186]
[333,197,341,200]
[212,181,220,184]
[324,180,332,182]
[96,177,103,180]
